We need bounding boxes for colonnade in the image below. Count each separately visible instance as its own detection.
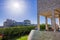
[37,10,60,32]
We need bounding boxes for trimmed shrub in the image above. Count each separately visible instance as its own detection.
[0,26,35,40]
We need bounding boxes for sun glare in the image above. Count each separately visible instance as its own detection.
[5,0,27,17]
[12,2,20,9]
[9,2,20,11]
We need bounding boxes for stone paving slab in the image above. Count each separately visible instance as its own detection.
[28,30,60,40]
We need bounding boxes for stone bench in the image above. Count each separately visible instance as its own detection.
[28,30,60,40]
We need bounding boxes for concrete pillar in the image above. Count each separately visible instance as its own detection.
[37,14,40,31]
[59,14,60,30]
[51,18,54,31]
[51,10,56,32]
[45,16,48,31]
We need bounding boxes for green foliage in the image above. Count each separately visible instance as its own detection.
[40,24,45,30]
[0,24,51,40]
[40,24,50,31]
[0,26,35,40]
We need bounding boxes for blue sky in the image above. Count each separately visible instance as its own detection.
[0,0,59,26]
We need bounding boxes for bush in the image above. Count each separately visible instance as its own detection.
[40,24,50,31]
[40,24,45,31]
[0,26,35,40]
[0,24,50,40]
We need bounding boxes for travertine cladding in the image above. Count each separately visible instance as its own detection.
[28,30,60,40]
[38,0,60,13]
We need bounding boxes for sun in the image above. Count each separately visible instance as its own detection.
[6,1,27,16]
[11,2,20,10]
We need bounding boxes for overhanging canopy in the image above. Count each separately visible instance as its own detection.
[38,0,60,18]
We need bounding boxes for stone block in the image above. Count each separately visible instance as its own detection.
[28,30,60,40]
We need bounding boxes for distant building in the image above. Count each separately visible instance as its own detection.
[4,19,16,27]
[0,26,4,28]
[24,20,31,26]
[14,22,24,26]
[3,19,31,27]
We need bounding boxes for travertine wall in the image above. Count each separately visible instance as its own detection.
[38,0,60,13]
[28,30,60,40]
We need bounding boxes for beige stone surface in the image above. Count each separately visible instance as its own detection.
[28,30,60,40]
[38,0,60,18]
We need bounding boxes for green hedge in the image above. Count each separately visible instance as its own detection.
[40,24,50,31]
[0,24,50,40]
[40,24,45,30]
[0,26,35,40]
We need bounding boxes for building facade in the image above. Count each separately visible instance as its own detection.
[3,19,31,27]
[24,20,31,26]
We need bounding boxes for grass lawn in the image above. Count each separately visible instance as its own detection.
[16,35,28,40]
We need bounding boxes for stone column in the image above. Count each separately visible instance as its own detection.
[51,18,54,31]
[59,14,60,30]
[51,10,56,32]
[45,16,48,31]
[37,13,40,31]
